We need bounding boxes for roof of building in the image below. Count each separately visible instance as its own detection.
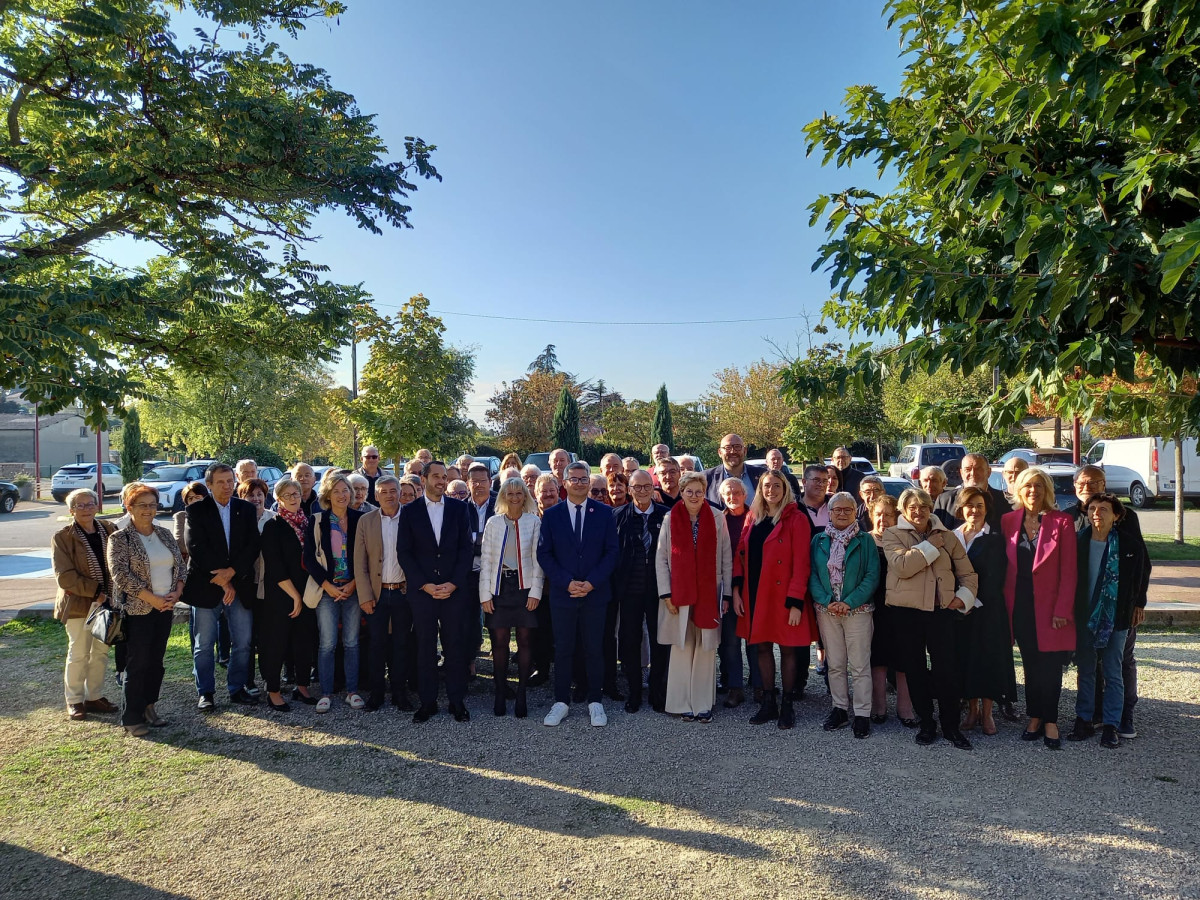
[0,410,88,430]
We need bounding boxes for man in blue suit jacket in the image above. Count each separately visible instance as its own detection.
[537,461,619,726]
[397,460,475,723]
[705,433,767,509]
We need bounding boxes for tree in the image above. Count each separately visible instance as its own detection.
[704,360,799,450]
[120,407,144,485]
[486,371,577,454]
[795,0,1200,435]
[0,0,440,425]
[528,345,560,375]
[350,296,474,468]
[881,363,997,442]
[650,385,673,452]
[601,399,715,462]
[550,386,583,458]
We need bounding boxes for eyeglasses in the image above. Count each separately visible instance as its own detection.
[130,501,158,510]
[589,488,607,497]
[71,502,97,510]
[630,484,653,491]
[364,454,379,459]
[566,476,590,485]
[278,491,301,500]
[1075,479,1103,489]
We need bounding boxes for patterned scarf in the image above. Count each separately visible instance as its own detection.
[1088,529,1121,649]
[278,507,309,547]
[824,520,860,596]
[73,521,110,599]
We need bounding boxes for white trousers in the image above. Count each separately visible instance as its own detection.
[64,616,109,704]
[816,605,874,717]
[664,618,717,716]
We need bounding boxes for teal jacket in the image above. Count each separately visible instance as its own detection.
[809,532,880,610]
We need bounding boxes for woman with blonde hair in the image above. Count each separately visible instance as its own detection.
[732,470,816,729]
[479,477,545,717]
[656,471,732,723]
[1002,467,1077,749]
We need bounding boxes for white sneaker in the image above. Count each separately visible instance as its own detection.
[543,701,569,726]
[345,692,365,710]
[315,696,331,714]
[588,702,607,727]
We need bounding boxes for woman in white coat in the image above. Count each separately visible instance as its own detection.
[479,476,545,718]
[656,471,732,722]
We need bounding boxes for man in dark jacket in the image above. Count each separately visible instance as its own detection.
[705,433,766,509]
[183,463,261,710]
[934,453,1010,531]
[830,447,864,499]
[355,445,383,504]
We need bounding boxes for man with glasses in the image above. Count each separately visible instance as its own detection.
[1065,465,1148,741]
[799,465,832,528]
[855,475,887,532]
[765,448,802,500]
[588,474,610,504]
[654,456,683,508]
[830,446,864,498]
[934,452,1011,530]
[1000,457,1028,502]
[356,445,384,505]
[705,433,766,509]
[537,461,619,726]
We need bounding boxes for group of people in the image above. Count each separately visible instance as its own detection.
[51,437,1149,749]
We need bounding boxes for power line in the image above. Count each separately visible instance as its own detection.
[421,309,808,327]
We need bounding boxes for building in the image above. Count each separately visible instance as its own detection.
[0,410,111,481]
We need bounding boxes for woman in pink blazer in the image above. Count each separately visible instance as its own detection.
[1002,468,1077,749]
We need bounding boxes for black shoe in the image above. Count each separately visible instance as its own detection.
[899,716,920,729]
[365,695,385,712]
[749,691,778,725]
[625,694,642,714]
[1066,717,1095,742]
[1044,735,1063,750]
[515,691,528,719]
[291,688,318,706]
[1100,725,1120,749]
[1117,718,1137,739]
[915,725,938,745]
[230,689,259,706]
[604,685,626,702]
[945,730,973,751]
[412,704,437,723]
[450,702,470,722]
[392,693,414,711]
[494,694,507,717]
[1020,725,1045,742]
[267,697,291,712]
[778,692,796,730]
[197,693,215,711]
[723,688,744,709]
[528,671,549,687]
[822,708,850,731]
[794,688,807,702]
[853,716,870,739]
[870,713,887,725]
[243,683,261,697]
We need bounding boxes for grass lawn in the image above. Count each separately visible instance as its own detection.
[1143,534,1200,561]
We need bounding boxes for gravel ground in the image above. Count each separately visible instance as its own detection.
[1,625,1198,900]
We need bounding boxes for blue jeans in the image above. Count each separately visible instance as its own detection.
[1075,628,1127,728]
[316,592,360,696]
[192,597,253,698]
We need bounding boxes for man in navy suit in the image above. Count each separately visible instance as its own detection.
[537,461,619,727]
[397,460,474,723]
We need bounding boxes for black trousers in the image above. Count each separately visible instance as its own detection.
[893,606,960,732]
[367,587,413,703]
[619,587,669,707]
[409,590,469,708]
[533,594,555,676]
[1018,638,1067,724]
[259,601,316,693]
[551,597,606,704]
[463,570,484,670]
[121,610,173,726]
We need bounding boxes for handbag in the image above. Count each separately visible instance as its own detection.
[85,600,126,645]
[301,512,327,609]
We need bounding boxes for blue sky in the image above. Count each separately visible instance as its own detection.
[243,2,905,424]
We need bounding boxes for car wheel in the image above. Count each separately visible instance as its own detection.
[1128,482,1150,508]
[0,494,15,514]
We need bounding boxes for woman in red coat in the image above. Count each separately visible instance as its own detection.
[1002,468,1077,750]
[732,470,815,729]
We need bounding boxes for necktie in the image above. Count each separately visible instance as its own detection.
[641,512,651,552]
[574,504,583,544]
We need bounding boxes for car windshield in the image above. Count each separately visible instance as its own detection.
[923,447,965,466]
[143,466,188,481]
[896,447,916,464]
[58,466,92,475]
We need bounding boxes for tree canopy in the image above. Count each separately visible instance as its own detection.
[795,0,1200,432]
[651,385,673,452]
[0,0,439,424]
[550,385,583,458]
[704,360,799,451]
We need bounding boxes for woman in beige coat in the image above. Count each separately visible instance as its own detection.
[656,472,732,722]
[882,487,978,751]
[52,488,119,720]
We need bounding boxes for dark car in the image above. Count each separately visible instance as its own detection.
[0,481,18,514]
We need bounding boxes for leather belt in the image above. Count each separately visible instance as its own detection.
[382,581,406,590]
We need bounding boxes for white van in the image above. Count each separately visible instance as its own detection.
[1084,436,1200,508]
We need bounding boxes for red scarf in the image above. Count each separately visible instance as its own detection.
[669,501,719,629]
[279,507,309,547]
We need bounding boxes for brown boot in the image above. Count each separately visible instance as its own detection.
[67,703,86,720]
[723,687,745,709]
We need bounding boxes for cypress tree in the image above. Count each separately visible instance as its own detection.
[550,386,583,458]
[120,407,144,486]
[650,384,673,453]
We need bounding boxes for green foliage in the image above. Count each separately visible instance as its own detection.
[799,0,1200,434]
[486,370,577,455]
[550,386,583,458]
[528,345,560,375]
[601,398,714,462]
[582,439,645,465]
[651,385,674,452]
[964,430,1035,464]
[703,360,798,449]
[350,296,475,465]
[0,0,440,425]
[119,407,144,485]
[217,441,287,470]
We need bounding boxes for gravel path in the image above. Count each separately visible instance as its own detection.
[1,628,1197,900]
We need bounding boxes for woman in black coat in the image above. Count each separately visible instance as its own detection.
[259,477,318,711]
[951,487,1015,736]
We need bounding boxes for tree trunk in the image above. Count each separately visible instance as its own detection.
[1175,431,1185,545]
[1053,416,1062,447]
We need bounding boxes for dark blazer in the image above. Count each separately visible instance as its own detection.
[965,529,1008,614]
[182,495,261,609]
[303,506,363,586]
[1074,526,1151,632]
[537,498,619,606]
[396,495,473,591]
[935,485,1011,531]
[468,493,498,566]
[611,500,669,598]
[261,515,307,610]
[704,463,767,509]
[836,466,864,499]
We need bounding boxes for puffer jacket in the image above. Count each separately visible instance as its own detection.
[881,515,978,613]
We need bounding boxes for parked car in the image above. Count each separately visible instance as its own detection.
[824,456,878,475]
[470,456,502,477]
[142,460,170,473]
[889,443,967,482]
[0,481,18,514]
[987,463,1078,511]
[140,463,212,513]
[1084,436,1200,508]
[994,447,1075,467]
[878,475,914,499]
[524,451,578,473]
[50,463,124,503]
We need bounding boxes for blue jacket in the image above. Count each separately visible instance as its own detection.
[536,499,619,605]
[396,496,473,592]
[704,463,767,509]
[808,531,880,610]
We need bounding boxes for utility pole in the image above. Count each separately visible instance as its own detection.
[33,402,40,500]
[95,424,104,503]
[351,338,359,463]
